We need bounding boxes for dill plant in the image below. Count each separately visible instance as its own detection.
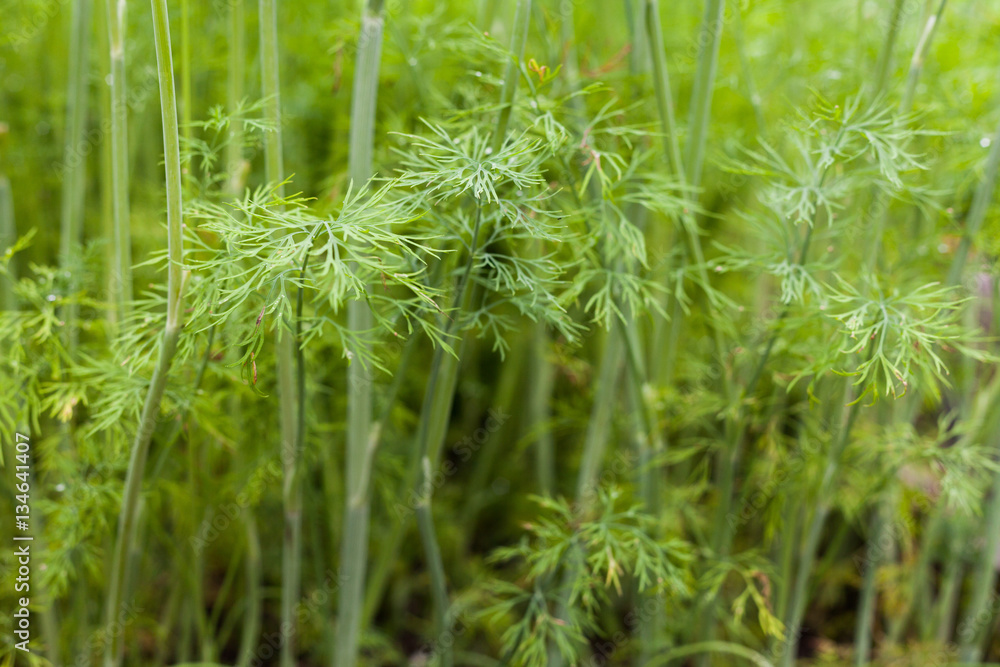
[4,1,1000,665]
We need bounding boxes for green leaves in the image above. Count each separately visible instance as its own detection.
[824,277,986,402]
[481,490,693,666]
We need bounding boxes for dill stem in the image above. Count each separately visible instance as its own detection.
[779,385,862,667]
[460,341,526,528]
[407,3,531,659]
[226,0,246,195]
[106,0,132,326]
[59,0,91,348]
[873,0,906,95]
[0,173,15,311]
[685,0,725,190]
[956,380,1000,659]
[946,113,1000,286]
[335,2,385,665]
[935,524,966,642]
[103,0,185,663]
[900,0,947,114]
[529,320,556,495]
[257,1,301,665]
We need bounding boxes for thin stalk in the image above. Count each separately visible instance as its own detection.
[575,329,624,496]
[106,0,133,325]
[935,522,965,643]
[779,377,867,667]
[103,1,185,663]
[890,504,943,642]
[258,1,301,665]
[335,2,385,666]
[0,173,15,311]
[529,320,556,495]
[853,503,888,665]
[409,3,531,659]
[957,428,1000,662]
[237,514,262,667]
[947,113,1000,286]
[226,0,246,195]
[899,0,947,114]
[413,333,464,667]
[732,3,765,134]
[492,0,530,154]
[684,0,725,190]
[181,0,192,144]
[59,0,91,350]
[460,339,526,530]
[223,14,257,658]
[99,1,115,333]
[873,0,906,95]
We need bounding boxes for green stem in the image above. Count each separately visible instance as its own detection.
[181,0,192,144]
[853,503,888,665]
[575,328,624,497]
[335,2,385,665]
[780,379,865,667]
[106,0,132,325]
[492,0,530,154]
[237,513,262,667]
[59,0,91,350]
[874,0,906,95]
[0,174,15,311]
[408,3,531,659]
[103,0,185,662]
[226,0,246,196]
[529,321,556,495]
[258,1,301,665]
[684,0,725,190]
[947,114,1000,286]
[957,424,1000,662]
[934,522,965,643]
[900,0,947,113]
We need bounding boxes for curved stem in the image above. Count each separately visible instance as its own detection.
[103,0,184,663]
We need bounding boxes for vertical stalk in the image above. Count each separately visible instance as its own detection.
[224,3,257,663]
[181,0,192,144]
[575,330,624,495]
[226,0,246,194]
[873,0,906,95]
[410,3,531,662]
[934,522,965,643]
[106,0,134,328]
[684,0,724,190]
[59,0,91,349]
[237,514,262,667]
[258,1,300,666]
[779,377,866,667]
[335,2,385,666]
[957,425,1000,662]
[899,0,947,113]
[0,173,15,311]
[529,321,556,495]
[947,114,1000,286]
[103,0,185,663]
[853,502,888,665]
